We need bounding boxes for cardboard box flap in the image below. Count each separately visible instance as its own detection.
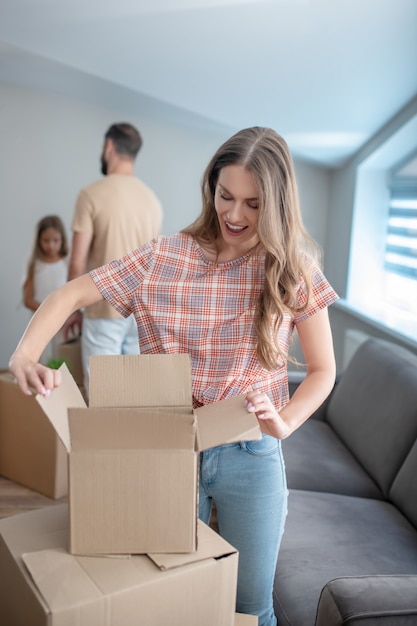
[195,396,261,451]
[0,372,15,384]
[36,363,87,453]
[148,520,237,571]
[20,522,234,591]
[235,614,259,625]
[0,503,68,556]
[68,408,196,451]
[22,549,103,611]
[89,354,192,408]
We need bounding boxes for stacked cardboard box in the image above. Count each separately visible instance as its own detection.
[0,354,262,624]
[0,504,239,626]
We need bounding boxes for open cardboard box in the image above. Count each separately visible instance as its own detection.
[0,373,74,499]
[37,354,261,555]
[0,503,239,626]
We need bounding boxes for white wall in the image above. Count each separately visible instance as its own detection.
[294,160,331,251]
[0,79,331,368]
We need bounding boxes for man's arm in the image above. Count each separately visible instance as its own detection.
[68,231,93,280]
[64,231,94,339]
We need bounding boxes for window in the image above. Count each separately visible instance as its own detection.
[385,183,417,280]
[347,146,417,344]
[383,166,417,325]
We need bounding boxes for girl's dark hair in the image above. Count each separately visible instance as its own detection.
[26,215,68,281]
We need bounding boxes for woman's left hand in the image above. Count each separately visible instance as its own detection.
[245,391,291,440]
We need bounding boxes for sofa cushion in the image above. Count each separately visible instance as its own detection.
[282,419,383,499]
[326,338,417,497]
[273,490,417,626]
[316,575,417,626]
[390,438,417,530]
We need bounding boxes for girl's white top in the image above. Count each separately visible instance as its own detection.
[33,258,68,302]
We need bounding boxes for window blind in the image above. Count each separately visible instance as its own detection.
[385,186,417,279]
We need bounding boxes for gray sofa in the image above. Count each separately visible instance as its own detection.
[274,337,417,625]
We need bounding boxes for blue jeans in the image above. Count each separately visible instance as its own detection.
[81,315,139,397]
[199,435,288,626]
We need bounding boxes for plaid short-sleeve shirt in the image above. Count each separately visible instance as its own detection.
[90,233,338,409]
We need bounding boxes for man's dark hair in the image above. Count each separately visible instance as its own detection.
[105,123,142,159]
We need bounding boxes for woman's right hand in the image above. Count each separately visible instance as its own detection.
[8,354,62,397]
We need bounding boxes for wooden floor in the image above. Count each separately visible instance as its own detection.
[0,475,67,520]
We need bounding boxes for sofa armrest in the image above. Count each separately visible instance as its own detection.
[316,575,417,626]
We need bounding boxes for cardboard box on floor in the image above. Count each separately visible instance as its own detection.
[0,503,238,626]
[0,373,83,499]
[37,354,261,555]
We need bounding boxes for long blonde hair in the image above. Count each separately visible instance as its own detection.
[182,127,321,370]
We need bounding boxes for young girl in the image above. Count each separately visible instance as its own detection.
[23,215,69,364]
[10,127,338,626]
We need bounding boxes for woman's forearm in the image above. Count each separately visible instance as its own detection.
[280,307,336,433]
[245,308,336,440]
[279,367,335,433]
[10,274,103,395]
[245,365,335,440]
[12,274,101,363]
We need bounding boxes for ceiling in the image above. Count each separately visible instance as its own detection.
[0,0,416,168]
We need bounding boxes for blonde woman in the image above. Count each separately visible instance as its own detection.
[10,127,338,626]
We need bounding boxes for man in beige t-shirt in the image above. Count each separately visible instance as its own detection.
[65,123,163,396]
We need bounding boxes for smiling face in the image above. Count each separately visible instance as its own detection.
[214,164,260,259]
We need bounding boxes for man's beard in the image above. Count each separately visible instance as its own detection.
[101,156,107,176]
